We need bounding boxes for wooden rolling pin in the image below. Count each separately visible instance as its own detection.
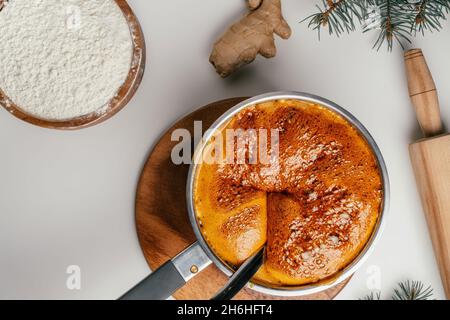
[405,49,450,299]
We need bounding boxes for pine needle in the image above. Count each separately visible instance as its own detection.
[302,0,367,38]
[412,0,450,35]
[303,0,450,51]
[360,281,434,300]
[392,280,434,300]
[368,0,413,51]
[360,291,382,300]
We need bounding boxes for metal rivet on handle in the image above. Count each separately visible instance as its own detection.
[190,265,199,274]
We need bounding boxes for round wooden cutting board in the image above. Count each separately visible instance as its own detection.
[135,97,350,300]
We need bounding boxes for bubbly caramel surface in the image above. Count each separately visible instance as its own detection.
[194,99,382,286]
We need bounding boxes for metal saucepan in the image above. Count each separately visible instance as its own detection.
[121,91,390,300]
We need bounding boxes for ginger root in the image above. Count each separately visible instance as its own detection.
[0,0,7,12]
[210,0,291,77]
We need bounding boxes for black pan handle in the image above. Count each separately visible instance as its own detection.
[119,242,211,300]
[119,260,186,300]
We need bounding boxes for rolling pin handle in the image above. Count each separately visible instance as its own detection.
[404,49,444,137]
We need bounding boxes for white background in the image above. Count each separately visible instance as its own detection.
[1,0,449,300]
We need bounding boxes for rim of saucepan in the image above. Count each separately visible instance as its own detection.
[186,91,390,297]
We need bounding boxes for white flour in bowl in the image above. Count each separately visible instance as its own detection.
[0,0,133,120]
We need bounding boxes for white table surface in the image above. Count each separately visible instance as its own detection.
[1,0,449,300]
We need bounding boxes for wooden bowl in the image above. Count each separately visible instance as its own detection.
[0,0,146,130]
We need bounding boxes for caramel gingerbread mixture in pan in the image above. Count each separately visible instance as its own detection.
[194,99,382,286]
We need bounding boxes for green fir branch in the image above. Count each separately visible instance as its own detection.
[360,291,381,300]
[368,0,413,51]
[303,0,450,50]
[392,280,434,300]
[360,280,434,300]
[411,0,450,34]
[302,0,369,38]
